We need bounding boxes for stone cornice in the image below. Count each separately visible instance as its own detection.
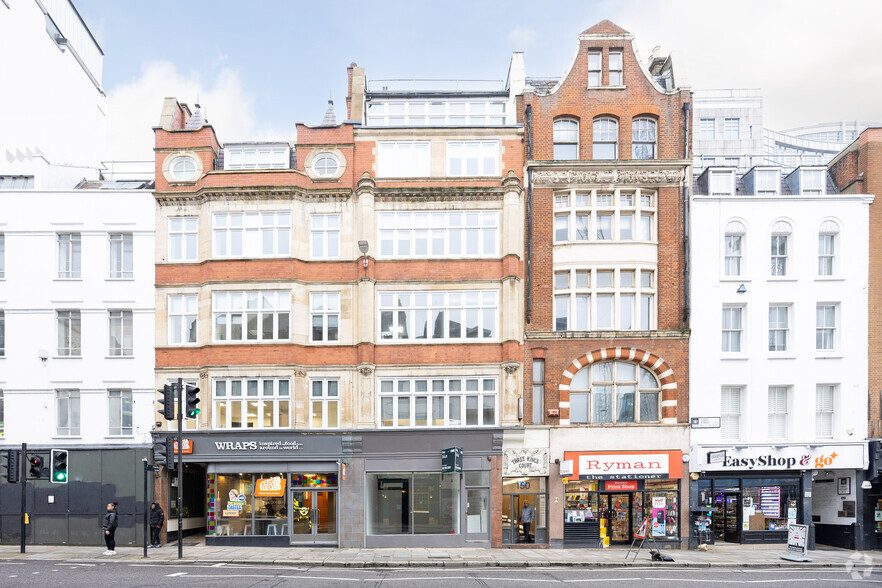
[154,186,351,205]
[525,329,690,340]
[371,186,510,202]
[528,160,690,188]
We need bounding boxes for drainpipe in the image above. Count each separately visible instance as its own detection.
[525,104,533,324]
[682,100,691,327]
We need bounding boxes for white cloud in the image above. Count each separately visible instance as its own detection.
[104,61,288,162]
[611,0,882,129]
[508,26,538,47]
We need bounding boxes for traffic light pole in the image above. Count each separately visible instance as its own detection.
[176,377,183,560]
[20,442,26,554]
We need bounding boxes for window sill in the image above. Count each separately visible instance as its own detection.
[165,259,199,264]
[53,436,82,440]
[720,277,750,283]
[816,354,843,359]
[814,276,845,282]
[767,277,798,282]
[105,355,135,359]
[53,355,82,359]
[105,435,135,439]
[767,354,797,360]
[212,340,292,345]
[106,278,135,282]
[53,278,83,282]
[587,85,626,90]
[721,354,749,360]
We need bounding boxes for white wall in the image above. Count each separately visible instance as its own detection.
[811,470,856,525]
[0,0,105,187]
[689,192,872,446]
[0,189,155,445]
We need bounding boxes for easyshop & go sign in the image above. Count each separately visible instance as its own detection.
[698,444,868,472]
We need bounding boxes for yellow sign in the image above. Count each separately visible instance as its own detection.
[254,476,286,497]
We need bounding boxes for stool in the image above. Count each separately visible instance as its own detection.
[216,525,230,536]
[279,524,287,535]
[243,524,251,536]
[267,524,278,535]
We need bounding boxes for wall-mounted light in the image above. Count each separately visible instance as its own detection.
[737,284,747,293]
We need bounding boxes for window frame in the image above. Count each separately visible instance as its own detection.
[724,233,743,276]
[768,305,790,352]
[107,389,133,437]
[721,306,743,353]
[56,232,82,279]
[378,210,499,259]
[56,310,81,357]
[720,386,742,441]
[378,290,498,342]
[310,378,340,429]
[554,267,655,332]
[168,216,198,262]
[818,223,838,276]
[770,233,789,277]
[171,156,198,181]
[551,188,655,244]
[568,360,661,424]
[816,303,837,352]
[592,118,618,160]
[767,386,789,440]
[212,377,291,430]
[632,118,657,159]
[310,214,341,259]
[310,292,340,343]
[815,384,835,439]
[709,170,735,196]
[212,290,291,343]
[724,118,740,140]
[108,232,134,279]
[108,309,134,357]
[378,376,498,428]
[377,141,431,178]
[699,118,715,141]
[168,294,198,345]
[608,50,623,85]
[587,51,602,87]
[56,389,81,437]
[446,140,499,177]
[212,211,292,259]
[553,118,580,160]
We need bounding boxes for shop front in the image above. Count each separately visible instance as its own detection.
[561,450,684,548]
[691,443,869,549]
[501,448,550,545]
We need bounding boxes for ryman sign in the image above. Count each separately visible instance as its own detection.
[564,450,683,480]
[502,449,550,477]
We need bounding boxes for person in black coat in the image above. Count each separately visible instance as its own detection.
[149,501,165,548]
[102,502,119,555]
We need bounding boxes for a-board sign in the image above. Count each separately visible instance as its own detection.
[634,517,650,539]
[786,524,808,555]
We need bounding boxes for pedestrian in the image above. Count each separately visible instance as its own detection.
[521,502,535,544]
[102,502,119,555]
[149,501,165,548]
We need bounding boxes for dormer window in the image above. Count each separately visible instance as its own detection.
[802,169,825,195]
[609,51,623,85]
[755,169,779,196]
[710,169,735,196]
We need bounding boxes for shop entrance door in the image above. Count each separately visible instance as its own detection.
[713,493,740,543]
[289,490,337,545]
[599,493,632,543]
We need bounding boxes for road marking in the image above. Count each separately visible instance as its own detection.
[475,579,559,583]
[564,579,643,583]
[178,574,359,581]
[166,572,188,577]
[378,578,469,582]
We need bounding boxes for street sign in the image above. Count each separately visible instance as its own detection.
[690,417,721,429]
[441,447,462,474]
[707,450,727,464]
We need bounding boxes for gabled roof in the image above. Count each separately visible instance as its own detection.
[581,20,630,36]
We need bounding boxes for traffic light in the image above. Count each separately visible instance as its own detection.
[185,384,200,419]
[2,450,19,483]
[28,455,46,479]
[153,437,174,469]
[50,449,68,484]
[157,383,175,420]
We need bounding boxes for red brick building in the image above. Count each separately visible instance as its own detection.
[512,21,693,548]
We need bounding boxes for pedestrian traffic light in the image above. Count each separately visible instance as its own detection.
[28,455,46,479]
[153,437,174,469]
[157,383,175,420]
[185,384,200,419]
[2,450,19,483]
[50,449,68,484]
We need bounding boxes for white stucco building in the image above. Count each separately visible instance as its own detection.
[0,0,106,189]
[688,164,873,549]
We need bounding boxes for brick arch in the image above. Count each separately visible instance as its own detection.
[557,347,678,425]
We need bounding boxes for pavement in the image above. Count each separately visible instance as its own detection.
[0,539,878,569]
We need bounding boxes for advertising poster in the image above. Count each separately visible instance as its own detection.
[651,496,666,537]
[759,486,781,518]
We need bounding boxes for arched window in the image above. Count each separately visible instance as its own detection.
[569,360,660,424]
[593,118,617,160]
[770,220,792,277]
[724,220,746,277]
[632,118,657,159]
[818,220,839,276]
[553,118,579,160]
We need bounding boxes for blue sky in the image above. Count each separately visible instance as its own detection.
[74,0,882,161]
